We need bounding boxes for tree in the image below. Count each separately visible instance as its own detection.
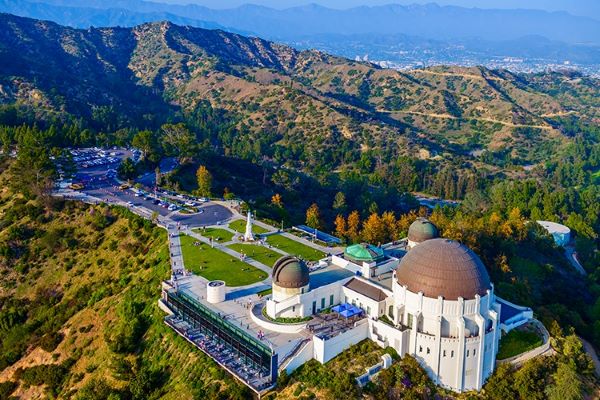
[362,212,386,245]
[271,193,283,208]
[223,187,236,200]
[332,191,347,212]
[9,126,56,199]
[305,203,322,230]
[132,130,160,163]
[513,357,547,400]
[195,165,212,198]
[117,158,137,181]
[381,211,398,241]
[155,167,161,187]
[346,210,361,243]
[545,362,583,400]
[484,363,517,400]
[334,214,347,240]
[161,123,196,163]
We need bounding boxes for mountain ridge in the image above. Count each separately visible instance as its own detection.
[1,13,598,174]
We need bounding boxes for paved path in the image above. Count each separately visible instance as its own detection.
[581,337,600,378]
[280,231,342,255]
[167,226,185,276]
[565,246,586,275]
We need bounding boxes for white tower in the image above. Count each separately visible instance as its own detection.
[244,211,255,242]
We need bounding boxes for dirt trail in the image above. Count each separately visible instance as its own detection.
[385,110,555,130]
[410,69,503,81]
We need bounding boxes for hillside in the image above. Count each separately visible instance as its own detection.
[1,13,599,175]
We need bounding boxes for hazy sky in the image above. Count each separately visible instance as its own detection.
[158,0,600,19]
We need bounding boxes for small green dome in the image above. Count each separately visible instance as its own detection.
[408,218,439,243]
[344,243,385,263]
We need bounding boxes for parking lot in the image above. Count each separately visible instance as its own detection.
[59,147,233,227]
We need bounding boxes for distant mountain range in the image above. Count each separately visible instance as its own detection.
[2,0,600,68]
[2,12,599,174]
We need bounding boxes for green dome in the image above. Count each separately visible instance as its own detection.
[344,243,385,263]
[408,218,439,243]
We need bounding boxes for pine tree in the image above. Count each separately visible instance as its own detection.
[332,191,347,212]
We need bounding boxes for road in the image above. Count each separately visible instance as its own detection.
[581,337,600,378]
[565,245,587,275]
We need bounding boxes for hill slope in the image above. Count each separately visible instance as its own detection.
[0,13,598,171]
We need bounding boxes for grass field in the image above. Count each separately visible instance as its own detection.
[266,234,326,261]
[228,219,270,234]
[227,243,282,267]
[180,235,267,286]
[193,227,234,242]
[497,328,543,360]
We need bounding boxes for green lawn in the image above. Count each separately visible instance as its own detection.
[193,227,234,243]
[497,328,543,360]
[227,243,282,267]
[228,219,270,234]
[266,234,326,261]
[179,235,267,286]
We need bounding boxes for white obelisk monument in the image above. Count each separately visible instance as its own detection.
[244,211,255,242]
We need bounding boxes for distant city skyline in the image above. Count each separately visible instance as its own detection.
[156,0,600,19]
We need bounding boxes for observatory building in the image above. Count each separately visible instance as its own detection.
[161,218,534,395]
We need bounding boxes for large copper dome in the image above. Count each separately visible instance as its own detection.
[272,256,309,289]
[396,239,491,300]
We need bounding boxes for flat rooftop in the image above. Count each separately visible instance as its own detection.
[309,263,354,289]
[174,275,308,356]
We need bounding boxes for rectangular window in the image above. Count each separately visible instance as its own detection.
[443,350,446,357]
[467,350,470,357]
[473,349,476,356]
[451,351,454,358]
[329,294,334,306]
[292,306,295,312]
[367,306,371,315]
[321,298,325,309]
[407,314,413,328]
[427,347,430,354]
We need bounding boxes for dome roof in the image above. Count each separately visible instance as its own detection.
[408,218,439,243]
[395,238,491,300]
[345,243,385,263]
[272,256,309,289]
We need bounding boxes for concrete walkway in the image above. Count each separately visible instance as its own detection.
[167,226,186,276]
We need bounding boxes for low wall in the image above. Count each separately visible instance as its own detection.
[250,305,307,334]
[314,319,369,364]
[282,340,314,374]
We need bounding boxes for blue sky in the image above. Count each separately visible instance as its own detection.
[159,0,599,19]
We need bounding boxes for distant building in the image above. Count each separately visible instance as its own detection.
[537,220,571,246]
